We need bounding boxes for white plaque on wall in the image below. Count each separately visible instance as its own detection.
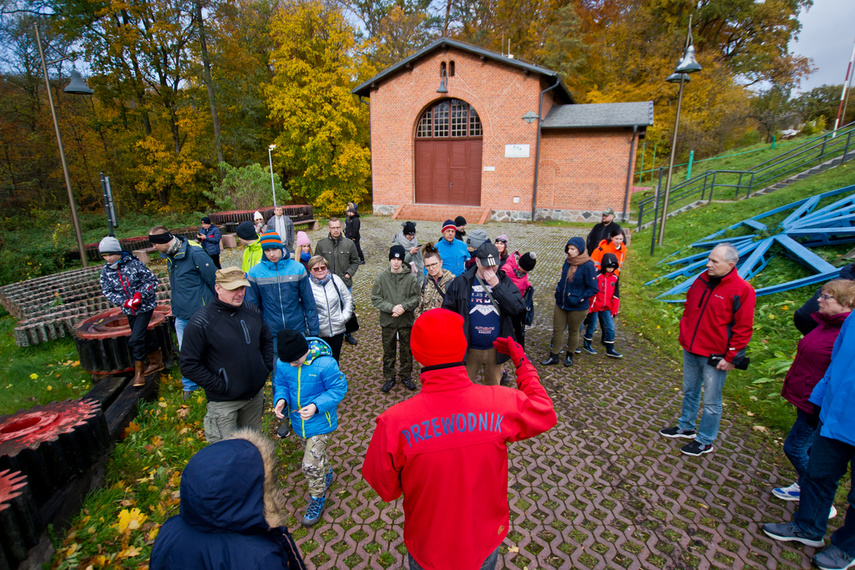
[483,166,495,171]
[504,144,530,158]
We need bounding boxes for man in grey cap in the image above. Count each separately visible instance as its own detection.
[179,267,274,443]
[585,207,623,255]
[442,242,525,385]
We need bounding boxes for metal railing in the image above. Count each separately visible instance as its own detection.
[637,121,855,228]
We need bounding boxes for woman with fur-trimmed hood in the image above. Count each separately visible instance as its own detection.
[150,429,306,569]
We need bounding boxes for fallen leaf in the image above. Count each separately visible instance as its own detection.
[753,425,769,433]
[508,546,520,553]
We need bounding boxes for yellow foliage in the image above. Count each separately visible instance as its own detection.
[114,508,148,533]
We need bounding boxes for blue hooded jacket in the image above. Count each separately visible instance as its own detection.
[161,236,217,320]
[809,311,855,447]
[272,338,347,439]
[246,248,320,337]
[149,430,304,570]
[554,236,598,311]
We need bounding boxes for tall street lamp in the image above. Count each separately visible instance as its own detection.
[657,15,702,248]
[34,24,93,267]
[267,144,277,207]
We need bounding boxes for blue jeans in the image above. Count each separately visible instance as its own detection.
[783,408,818,482]
[794,433,855,554]
[678,350,728,446]
[584,311,615,343]
[408,546,498,570]
[174,318,199,392]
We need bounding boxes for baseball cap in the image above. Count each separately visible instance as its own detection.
[476,242,500,267]
[215,267,250,290]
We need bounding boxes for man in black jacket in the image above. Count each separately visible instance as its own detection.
[585,207,623,255]
[442,242,525,385]
[180,267,274,443]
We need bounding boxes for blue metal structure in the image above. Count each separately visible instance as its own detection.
[645,185,855,301]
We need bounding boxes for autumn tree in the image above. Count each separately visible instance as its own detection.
[265,0,371,216]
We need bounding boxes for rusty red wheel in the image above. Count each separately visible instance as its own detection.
[0,469,41,568]
[74,305,175,375]
[0,399,110,506]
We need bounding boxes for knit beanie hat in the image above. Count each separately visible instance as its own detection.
[495,234,509,244]
[402,221,417,235]
[201,216,211,224]
[296,231,311,247]
[259,230,283,251]
[389,245,406,260]
[411,308,467,367]
[277,329,309,363]
[441,219,456,232]
[519,252,537,272]
[237,221,258,241]
[253,211,264,221]
[98,236,122,255]
[466,229,489,250]
[454,216,467,227]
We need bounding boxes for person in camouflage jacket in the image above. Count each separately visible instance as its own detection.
[416,242,454,317]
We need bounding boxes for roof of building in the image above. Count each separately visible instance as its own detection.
[351,38,575,103]
[542,102,654,129]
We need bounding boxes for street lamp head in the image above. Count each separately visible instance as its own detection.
[521,111,540,124]
[674,44,702,74]
[666,72,690,84]
[64,69,93,95]
[269,144,276,150]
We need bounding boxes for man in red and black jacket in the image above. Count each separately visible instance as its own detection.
[660,243,756,457]
[362,308,556,570]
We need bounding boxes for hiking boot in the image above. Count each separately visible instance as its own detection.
[605,344,623,358]
[133,361,146,388]
[276,420,291,439]
[541,353,560,365]
[402,377,417,391]
[344,334,358,346]
[564,355,573,367]
[144,349,165,374]
[302,496,326,527]
[763,521,824,548]
[814,544,855,570]
[324,468,335,492]
[772,482,800,501]
[381,378,396,392]
[681,440,714,456]
[582,339,597,355]
[659,426,696,439]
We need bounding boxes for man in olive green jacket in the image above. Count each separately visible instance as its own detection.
[371,245,420,393]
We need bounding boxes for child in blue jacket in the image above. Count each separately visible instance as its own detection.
[273,329,347,528]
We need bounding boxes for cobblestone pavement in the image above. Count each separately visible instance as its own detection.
[223,218,831,569]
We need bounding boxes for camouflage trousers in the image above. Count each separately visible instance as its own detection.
[301,432,332,497]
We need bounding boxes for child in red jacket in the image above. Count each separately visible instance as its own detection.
[582,253,622,358]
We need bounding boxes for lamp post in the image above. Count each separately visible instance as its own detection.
[34,24,92,267]
[267,144,277,206]
[657,15,702,248]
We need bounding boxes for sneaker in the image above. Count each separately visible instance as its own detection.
[381,379,395,392]
[324,468,335,492]
[402,378,417,391]
[814,544,855,570]
[302,495,326,527]
[659,426,697,439]
[344,334,358,346]
[772,482,800,501]
[763,521,824,548]
[574,347,582,354]
[681,440,714,456]
[830,506,838,519]
[276,420,291,439]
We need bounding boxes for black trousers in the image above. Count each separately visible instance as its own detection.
[322,333,344,362]
[209,254,221,269]
[127,310,158,361]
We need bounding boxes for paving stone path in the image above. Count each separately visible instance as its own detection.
[223,218,833,569]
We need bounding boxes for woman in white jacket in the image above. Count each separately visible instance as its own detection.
[306,255,353,361]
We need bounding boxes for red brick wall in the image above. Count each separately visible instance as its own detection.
[368,47,639,220]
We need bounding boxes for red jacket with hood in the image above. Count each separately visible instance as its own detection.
[362,309,556,570]
[678,268,755,363]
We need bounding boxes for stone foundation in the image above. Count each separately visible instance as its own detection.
[373,204,396,216]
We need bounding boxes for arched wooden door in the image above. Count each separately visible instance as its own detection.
[414,99,483,206]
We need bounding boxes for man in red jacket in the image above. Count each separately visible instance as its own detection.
[660,243,756,456]
[362,308,556,570]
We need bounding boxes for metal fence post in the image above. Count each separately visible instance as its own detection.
[650,167,663,257]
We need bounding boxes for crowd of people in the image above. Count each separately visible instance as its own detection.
[95,205,855,570]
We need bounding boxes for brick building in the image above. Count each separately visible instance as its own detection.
[352,38,653,223]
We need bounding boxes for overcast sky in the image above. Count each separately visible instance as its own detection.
[790,0,855,93]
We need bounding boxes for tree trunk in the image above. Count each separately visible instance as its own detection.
[195,1,224,164]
